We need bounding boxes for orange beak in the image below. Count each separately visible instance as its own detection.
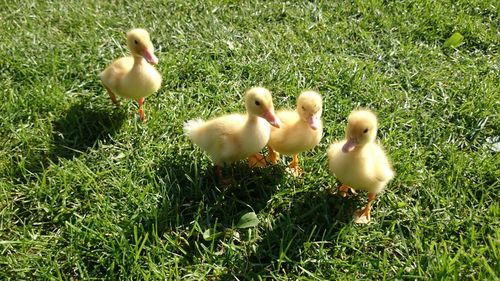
[263,110,281,128]
[143,48,158,65]
[342,138,357,153]
[308,114,320,130]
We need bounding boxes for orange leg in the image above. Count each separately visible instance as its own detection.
[248,153,267,168]
[267,146,279,165]
[137,97,146,121]
[288,154,302,176]
[105,85,120,106]
[338,185,357,197]
[353,192,376,224]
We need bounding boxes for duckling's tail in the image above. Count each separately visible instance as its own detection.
[183,118,204,139]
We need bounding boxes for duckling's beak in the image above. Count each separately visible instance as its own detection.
[342,138,357,153]
[263,110,281,128]
[143,48,158,65]
[308,114,320,130]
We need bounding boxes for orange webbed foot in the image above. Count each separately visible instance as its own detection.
[248,153,268,168]
[353,206,371,224]
[286,154,302,177]
[353,193,376,224]
[338,185,357,198]
[266,147,279,165]
[287,163,303,177]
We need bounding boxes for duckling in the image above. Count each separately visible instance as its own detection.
[267,90,323,176]
[183,87,281,185]
[99,28,162,121]
[327,110,394,224]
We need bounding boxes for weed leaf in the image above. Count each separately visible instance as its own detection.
[235,212,259,229]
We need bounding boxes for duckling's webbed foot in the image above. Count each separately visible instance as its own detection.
[338,185,357,197]
[266,146,279,165]
[287,154,303,177]
[353,192,376,224]
[248,153,268,168]
[353,206,371,224]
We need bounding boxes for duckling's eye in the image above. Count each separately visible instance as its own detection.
[134,40,138,44]
[363,128,369,133]
[255,100,260,106]
[301,106,306,111]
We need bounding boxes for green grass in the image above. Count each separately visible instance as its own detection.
[1,0,499,279]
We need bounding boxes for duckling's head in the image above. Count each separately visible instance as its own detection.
[127,28,158,65]
[245,87,281,128]
[342,109,378,153]
[297,90,322,130]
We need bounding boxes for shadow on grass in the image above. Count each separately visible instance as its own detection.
[113,148,366,278]
[9,97,127,238]
[246,187,358,276]
[140,150,362,277]
[10,97,126,183]
[51,100,126,160]
[129,152,287,263]
[150,152,286,234]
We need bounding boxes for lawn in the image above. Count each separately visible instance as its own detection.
[0,0,498,279]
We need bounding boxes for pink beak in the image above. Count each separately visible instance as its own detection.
[308,114,320,130]
[263,110,281,128]
[143,48,158,65]
[342,138,357,153]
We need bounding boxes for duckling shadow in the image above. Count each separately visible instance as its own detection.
[50,100,126,161]
[9,98,126,184]
[226,162,287,207]
[246,183,359,275]
[116,153,286,265]
[141,152,286,240]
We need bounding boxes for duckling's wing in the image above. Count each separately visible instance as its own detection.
[327,142,343,160]
[270,110,300,145]
[373,145,395,183]
[99,57,134,90]
[194,114,245,164]
[327,141,345,176]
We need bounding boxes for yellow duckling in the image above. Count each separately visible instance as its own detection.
[267,90,323,176]
[327,109,395,224]
[99,28,162,121]
[183,87,281,185]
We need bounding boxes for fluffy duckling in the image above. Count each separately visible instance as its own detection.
[184,87,281,185]
[327,110,394,224]
[99,28,162,121]
[267,90,323,176]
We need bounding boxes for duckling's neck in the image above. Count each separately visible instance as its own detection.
[351,144,368,154]
[133,55,146,65]
[300,116,309,125]
[246,114,259,124]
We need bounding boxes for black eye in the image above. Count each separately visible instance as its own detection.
[255,100,260,106]
[363,128,369,133]
[301,106,306,110]
[134,40,138,44]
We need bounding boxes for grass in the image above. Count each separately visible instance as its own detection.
[0,0,498,279]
